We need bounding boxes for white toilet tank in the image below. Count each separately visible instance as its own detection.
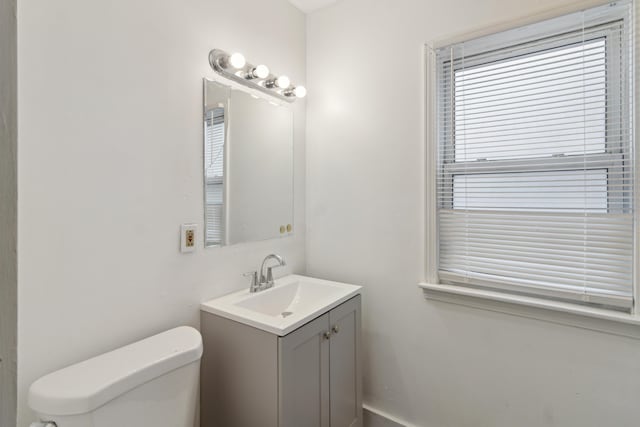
[28,326,203,427]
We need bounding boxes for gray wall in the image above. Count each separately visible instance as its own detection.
[0,0,18,425]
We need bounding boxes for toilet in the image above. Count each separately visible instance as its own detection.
[28,326,203,427]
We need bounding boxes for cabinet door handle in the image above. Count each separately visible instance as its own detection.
[323,331,331,340]
[331,325,339,334]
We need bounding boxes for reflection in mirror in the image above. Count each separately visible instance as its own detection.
[203,79,294,247]
[204,106,225,245]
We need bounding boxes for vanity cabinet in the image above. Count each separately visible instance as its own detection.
[200,295,362,427]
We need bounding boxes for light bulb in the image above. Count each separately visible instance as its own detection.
[293,86,307,98]
[228,52,246,69]
[252,64,269,79]
[276,75,290,89]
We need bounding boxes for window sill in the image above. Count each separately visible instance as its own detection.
[418,282,640,339]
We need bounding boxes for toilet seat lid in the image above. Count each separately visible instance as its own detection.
[28,326,203,416]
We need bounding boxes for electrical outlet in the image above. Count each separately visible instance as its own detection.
[186,230,195,247]
[180,224,197,253]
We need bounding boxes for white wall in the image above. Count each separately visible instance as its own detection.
[306,0,640,426]
[16,1,306,425]
[0,0,18,425]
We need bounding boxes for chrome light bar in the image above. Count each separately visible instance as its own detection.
[208,49,306,103]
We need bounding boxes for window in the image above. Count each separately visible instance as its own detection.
[204,107,225,246]
[431,1,635,311]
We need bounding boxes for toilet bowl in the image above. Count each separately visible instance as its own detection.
[28,326,203,427]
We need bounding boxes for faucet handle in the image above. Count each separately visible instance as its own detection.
[243,271,258,292]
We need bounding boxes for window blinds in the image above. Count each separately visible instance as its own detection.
[204,107,225,245]
[435,1,635,310]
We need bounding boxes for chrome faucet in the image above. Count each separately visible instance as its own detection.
[244,254,286,293]
[260,254,286,289]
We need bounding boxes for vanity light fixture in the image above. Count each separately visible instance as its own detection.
[266,75,291,89]
[277,76,291,89]
[294,86,307,98]
[208,48,306,103]
[228,52,246,69]
[247,64,270,79]
[284,86,307,99]
[214,51,246,70]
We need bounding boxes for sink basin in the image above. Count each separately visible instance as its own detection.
[201,274,361,336]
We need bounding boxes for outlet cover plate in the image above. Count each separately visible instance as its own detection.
[181,224,197,253]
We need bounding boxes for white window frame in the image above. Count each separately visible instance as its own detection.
[421,1,640,334]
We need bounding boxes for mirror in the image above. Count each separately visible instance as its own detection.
[203,79,294,247]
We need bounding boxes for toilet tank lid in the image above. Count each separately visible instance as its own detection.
[28,326,203,416]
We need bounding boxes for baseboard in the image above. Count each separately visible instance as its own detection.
[363,404,416,427]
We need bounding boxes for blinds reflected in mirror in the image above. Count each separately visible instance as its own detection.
[204,107,225,245]
[435,0,635,310]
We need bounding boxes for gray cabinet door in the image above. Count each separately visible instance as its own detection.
[200,313,279,427]
[279,313,330,427]
[329,295,362,427]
